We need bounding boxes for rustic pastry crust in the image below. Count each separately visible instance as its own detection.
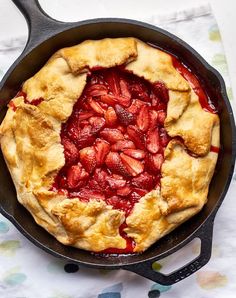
[165,90,219,156]
[125,40,190,91]
[0,37,220,252]
[59,38,138,74]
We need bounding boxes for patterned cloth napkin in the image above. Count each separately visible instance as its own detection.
[0,3,235,298]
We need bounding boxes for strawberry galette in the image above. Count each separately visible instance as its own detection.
[0,38,219,253]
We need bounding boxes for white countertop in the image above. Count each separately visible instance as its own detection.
[0,0,235,98]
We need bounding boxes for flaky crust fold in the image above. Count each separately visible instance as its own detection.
[0,38,219,252]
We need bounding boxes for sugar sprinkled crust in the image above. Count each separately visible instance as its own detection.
[0,38,219,252]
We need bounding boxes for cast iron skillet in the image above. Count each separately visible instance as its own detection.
[0,0,235,285]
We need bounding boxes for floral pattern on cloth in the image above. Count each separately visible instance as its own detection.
[0,3,235,298]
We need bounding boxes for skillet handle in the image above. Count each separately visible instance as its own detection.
[124,218,214,285]
[12,0,66,53]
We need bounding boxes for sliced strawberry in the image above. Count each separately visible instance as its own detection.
[100,128,124,144]
[107,196,132,214]
[78,123,92,135]
[132,172,154,190]
[149,110,158,129]
[136,105,149,132]
[86,84,108,97]
[119,79,131,99]
[107,196,132,212]
[160,128,170,147]
[105,70,120,95]
[78,111,94,121]
[112,173,124,180]
[123,149,145,160]
[100,94,118,106]
[117,185,132,196]
[152,153,164,171]
[153,81,169,102]
[61,138,79,164]
[95,139,110,165]
[114,104,134,126]
[77,189,105,201]
[126,101,139,114]
[116,95,131,107]
[111,140,135,152]
[146,128,160,154]
[79,146,97,173]
[146,153,164,173]
[107,177,126,189]
[67,165,81,189]
[80,100,91,111]
[126,99,148,114]
[105,152,130,177]
[120,153,144,177]
[127,125,146,150]
[94,168,108,189]
[67,164,89,189]
[156,110,166,125]
[89,116,105,134]
[76,125,95,149]
[88,98,104,115]
[105,107,117,127]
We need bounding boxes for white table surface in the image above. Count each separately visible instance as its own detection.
[0,0,235,98]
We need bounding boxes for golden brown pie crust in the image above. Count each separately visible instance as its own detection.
[0,38,220,252]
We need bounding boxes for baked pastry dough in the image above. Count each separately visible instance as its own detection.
[0,38,219,252]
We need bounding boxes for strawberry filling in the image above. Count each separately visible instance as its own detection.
[53,68,170,214]
[50,67,171,253]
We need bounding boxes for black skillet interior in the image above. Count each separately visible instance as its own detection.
[0,0,235,285]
